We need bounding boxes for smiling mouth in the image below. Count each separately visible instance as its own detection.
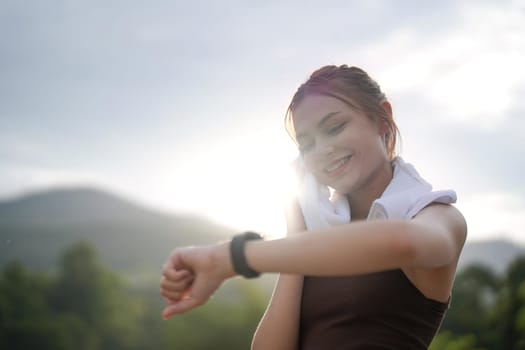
[324,155,352,174]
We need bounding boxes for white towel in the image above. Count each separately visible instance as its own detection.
[295,157,456,230]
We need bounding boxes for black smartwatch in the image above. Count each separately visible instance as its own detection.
[230,231,263,278]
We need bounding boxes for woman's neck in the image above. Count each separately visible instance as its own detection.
[347,160,393,221]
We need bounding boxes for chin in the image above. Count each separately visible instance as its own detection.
[326,174,360,195]
[328,181,356,196]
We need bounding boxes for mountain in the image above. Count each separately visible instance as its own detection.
[458,238,525,274]
[1,187,524,279]
[0,187,234,278]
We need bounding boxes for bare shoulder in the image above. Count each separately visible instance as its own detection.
[403,204,468,301]
[413,203,468,250]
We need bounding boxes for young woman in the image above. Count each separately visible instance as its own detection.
[159,65,467,349]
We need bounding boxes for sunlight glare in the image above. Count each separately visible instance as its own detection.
[167,128,299,239]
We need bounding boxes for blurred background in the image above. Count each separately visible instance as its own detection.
[1,0,524,349]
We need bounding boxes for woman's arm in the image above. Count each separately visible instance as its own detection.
[161,203,466,318]
[251,274,303,350]
[251,200,305,350]
[246,204,466,276]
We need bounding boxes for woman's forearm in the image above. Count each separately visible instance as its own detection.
[251,274,303,350]
[244,220,442,277]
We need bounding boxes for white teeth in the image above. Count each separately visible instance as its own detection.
[325,157,349,173]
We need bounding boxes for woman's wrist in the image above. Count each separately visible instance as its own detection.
[230,232,264,278]
[211,241,237,280]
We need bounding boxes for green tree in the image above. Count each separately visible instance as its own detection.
[499,256,525,350]
[0,241,272,350]
[0,261,96,350]
[442,263,500,343]
[438,256,525,350]
[515,281,525,336]
[50,241,145,350]
[430,331,486,350]
[160,279,268,349]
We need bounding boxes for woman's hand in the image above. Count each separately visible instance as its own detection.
[160,242,236,319]
[160,267,193,304]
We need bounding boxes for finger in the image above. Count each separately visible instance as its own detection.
[162,266,192,281]
[162,292,190,305]
[160,288,185,302]
[162,297,203,319]
[160,277,194,299]
[160,272,193,304]
[160,275,193,291]
[162,275,220,318]
[162,296,181,305]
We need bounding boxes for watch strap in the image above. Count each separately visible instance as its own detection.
[230,231,263,278]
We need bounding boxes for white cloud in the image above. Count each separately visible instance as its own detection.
[359,0,525,128]
[456,191,525,244]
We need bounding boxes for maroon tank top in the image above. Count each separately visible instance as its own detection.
[299,269,449,349]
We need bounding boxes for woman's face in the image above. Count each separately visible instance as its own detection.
[293,94,390,195]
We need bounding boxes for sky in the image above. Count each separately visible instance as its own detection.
[1,0,524,243]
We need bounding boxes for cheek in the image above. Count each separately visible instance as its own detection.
[302,156,318,174]
[355,128,383,151]
[358,135,389,164]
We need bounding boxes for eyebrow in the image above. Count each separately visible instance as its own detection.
[296,111,341,140]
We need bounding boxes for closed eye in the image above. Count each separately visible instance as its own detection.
[328,122,346,135]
